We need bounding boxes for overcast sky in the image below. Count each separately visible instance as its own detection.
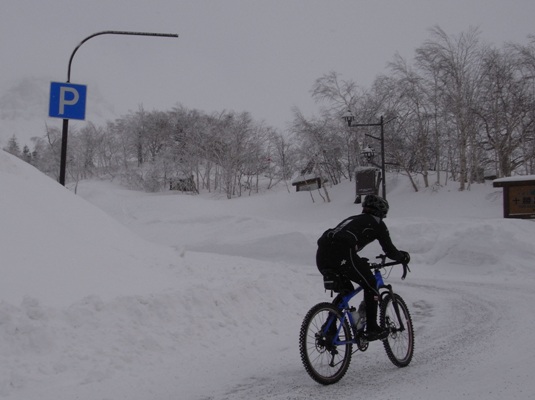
[1,0,534,132]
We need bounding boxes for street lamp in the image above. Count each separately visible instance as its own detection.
[361,145,375,163]
[342,110,388,199]
[58,30,179,186]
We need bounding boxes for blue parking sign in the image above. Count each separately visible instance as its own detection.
[49,82,87,120]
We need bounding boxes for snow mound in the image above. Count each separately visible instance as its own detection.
[0,150,183,306]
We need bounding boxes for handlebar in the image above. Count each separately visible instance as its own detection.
[369,254,411,280]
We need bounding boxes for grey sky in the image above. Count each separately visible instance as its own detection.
[1,0,534,133]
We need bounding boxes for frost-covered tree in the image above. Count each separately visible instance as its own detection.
[4,135,21,156]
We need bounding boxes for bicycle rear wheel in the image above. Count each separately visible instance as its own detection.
[299,302,353,385]
[380,293,414,367]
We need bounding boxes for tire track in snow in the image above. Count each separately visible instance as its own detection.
[195,278,509,400]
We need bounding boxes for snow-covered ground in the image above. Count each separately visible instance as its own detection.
[1,149,535,399]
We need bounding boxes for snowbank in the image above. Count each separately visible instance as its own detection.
[2,150,535,399]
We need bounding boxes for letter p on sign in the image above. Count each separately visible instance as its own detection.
[49,82,87,120]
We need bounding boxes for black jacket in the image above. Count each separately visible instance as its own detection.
[318,213,403,261]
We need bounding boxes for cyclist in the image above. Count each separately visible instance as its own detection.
[316,194,410,341]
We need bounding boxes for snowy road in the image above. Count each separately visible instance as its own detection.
[73,178,535,400]
[192,274,532,400]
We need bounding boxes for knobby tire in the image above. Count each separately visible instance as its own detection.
[380,293,414,367]
[299,302,353,385]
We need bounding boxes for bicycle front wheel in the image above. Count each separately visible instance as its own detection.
[299,302,353,385]
[380,293,414,367]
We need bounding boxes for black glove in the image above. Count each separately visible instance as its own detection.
[399,250,410,264]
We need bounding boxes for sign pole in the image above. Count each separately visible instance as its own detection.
[55,30,178,186]
[59,119,69,185]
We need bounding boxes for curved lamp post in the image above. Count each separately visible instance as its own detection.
[58,31,179,186]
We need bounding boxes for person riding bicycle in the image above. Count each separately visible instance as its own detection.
[316,194,410,341]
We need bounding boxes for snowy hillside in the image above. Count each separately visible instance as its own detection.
[1,149,535,400]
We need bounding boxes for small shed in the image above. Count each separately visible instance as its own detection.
[169,175,198,193]
[493,175,535,219]
[291,175,322,192]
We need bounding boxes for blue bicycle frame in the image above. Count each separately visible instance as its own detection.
[324,261,408,346]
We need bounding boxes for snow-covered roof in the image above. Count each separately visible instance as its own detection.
[493,175,535,183]
[355,166,379,172]
[291,174,319,184]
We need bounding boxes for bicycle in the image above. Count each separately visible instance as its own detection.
[299,255,414,385]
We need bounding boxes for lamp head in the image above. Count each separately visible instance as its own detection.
[362,145,375,160]
[342,110,355,127]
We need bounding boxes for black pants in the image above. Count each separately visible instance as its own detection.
[316,243,381,329]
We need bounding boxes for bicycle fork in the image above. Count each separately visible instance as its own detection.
[381,284,406,333]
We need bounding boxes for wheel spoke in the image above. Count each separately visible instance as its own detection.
[380,294,414,367]
[299,303,353,384]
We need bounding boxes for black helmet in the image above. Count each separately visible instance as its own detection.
[362,194,389,218]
